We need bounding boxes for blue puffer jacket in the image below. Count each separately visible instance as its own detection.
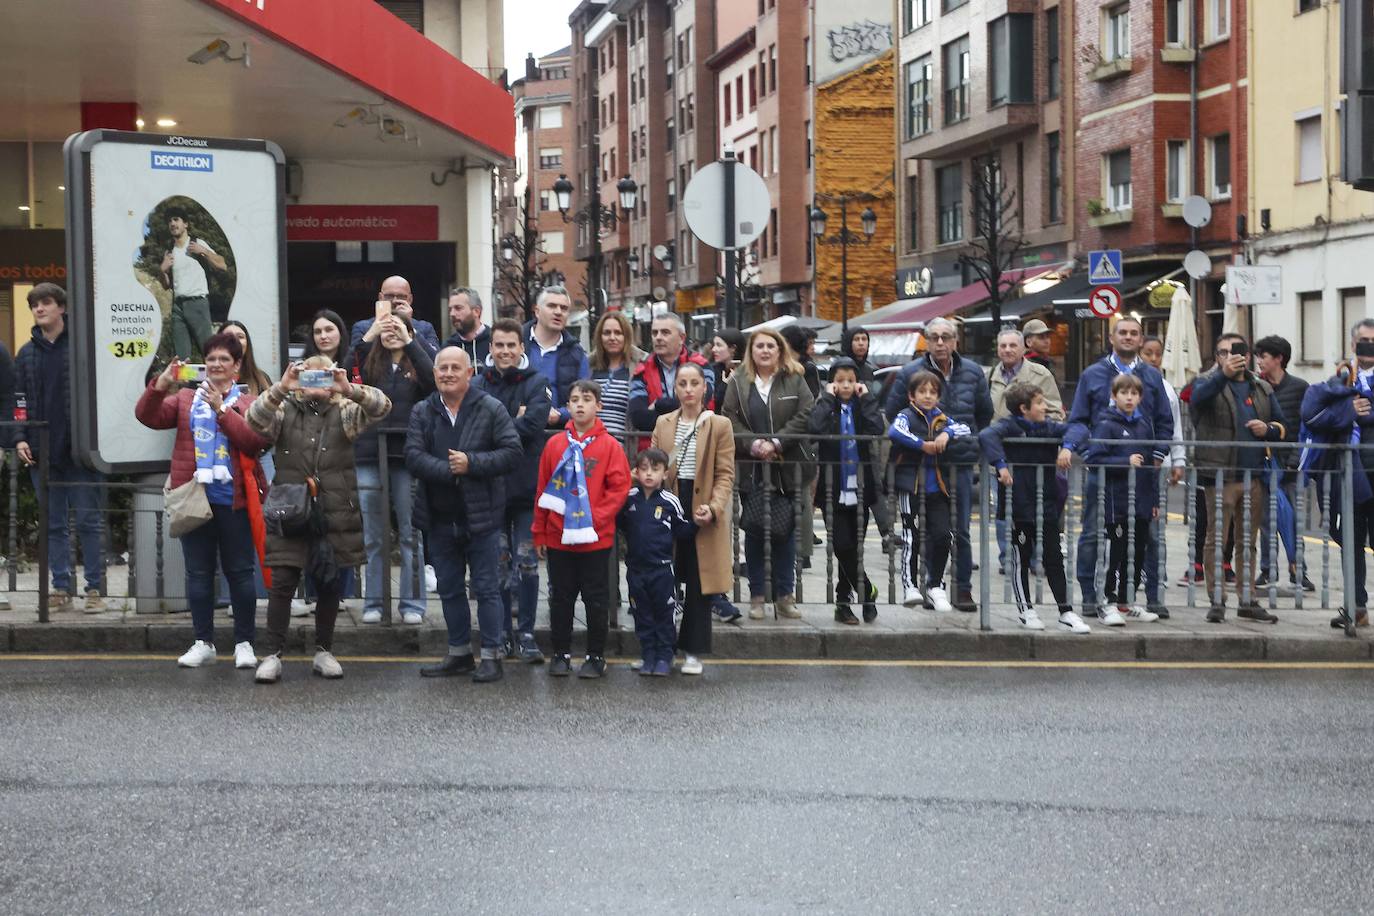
[472,358,553,511]
[978,416,1069,523]
[1081,407,1158,521]
[1063,354,1174,461]
[1301,373,1374,506]
[12,324,72,465]
[882,352,992,465]
[522,320,590,425]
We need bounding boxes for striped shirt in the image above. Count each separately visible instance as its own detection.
[596,374,632,438]
[672,416,699,481]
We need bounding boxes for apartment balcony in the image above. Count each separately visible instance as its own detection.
[903,99,1039,161]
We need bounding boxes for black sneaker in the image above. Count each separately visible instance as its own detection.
[1148,603,1170,620]
[500,634,516,659]
[516,632,545,664]
[548,654,573,677]
[834,604,860,625]
[954,590,977,613]
[862,584,879,623]
[472,658,504,683]
[420,654,476,678]
[1206,605,1226,623]
[1292,573,1316,592]
[577,655,607,679]
[1255,572,1271,587]
[1237,604,1278,624]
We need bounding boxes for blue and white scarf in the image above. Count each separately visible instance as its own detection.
[538,430,599,545]
[1354,369,1374,447]
[839,401,860,506]
[190,384,242,484]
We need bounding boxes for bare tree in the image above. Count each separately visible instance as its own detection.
[495,187,549,320]
[958,156,1025,329]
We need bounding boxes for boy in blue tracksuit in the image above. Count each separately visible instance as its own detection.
[618,448,697,676]
[1081,374,1161,627]
[979,382,1091,634]
[887,370,971,612]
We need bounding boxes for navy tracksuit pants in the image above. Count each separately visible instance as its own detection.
[628,566,678,666]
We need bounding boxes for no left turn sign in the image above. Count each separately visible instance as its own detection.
[1089,285,1122,318]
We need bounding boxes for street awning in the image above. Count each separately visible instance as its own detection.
[1008,266,1185,318]
[852,267,1058,331]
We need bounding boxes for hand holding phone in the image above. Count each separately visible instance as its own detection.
[375,299,392,322]
[176,363,208,383]
[300,368,334,390]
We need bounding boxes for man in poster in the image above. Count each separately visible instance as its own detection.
[160,208,226,359]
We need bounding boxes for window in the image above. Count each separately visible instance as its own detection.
[735,77,744,118]
[1297,0,1320,11]
[748,68,757,110]
[905,56,933,138]
[539,147,563,169]
[1299,291,1323,363]
[1205,0,1229,41]
[1105,4,1130,61]
[666,178,676,212]
[538,106,563,129]
[805,120,812,168]
[665,54,674,90]
[630,75,637,104]
[1047,131,1063,223]
[758,52,767,98]
[803,38,811,84]
[904,159,920,251]
[1106,149,1132,210]
[723,86,732,125]
[1165,140,1190,202]
[685,93,695,130]
[942,36,970,124]
[1208,133,1231,198]
[988,14,1034,107]
[903,0,931,33]
[769,45,778,93]
[1165,0,1190,46]
[972,155,1002,235]
[1343,289,1367,342]
[769,208,778,257]
[937,163,963,243]
[666,116,675,146]
[542,231,566,255]
[943,0,968,10]
[677,27,692,67]
[539,189,554,212]
[1046,7,1060,99]
[1297,115,1323,183]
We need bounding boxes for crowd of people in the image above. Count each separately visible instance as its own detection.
[6,276,1371,686]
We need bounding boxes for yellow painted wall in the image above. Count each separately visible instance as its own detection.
[1248,0,1374,231]
[813,50,897,324]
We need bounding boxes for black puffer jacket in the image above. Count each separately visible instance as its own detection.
[351,339,435,465]
[882,351,993,465]
[472,358,553,510]
[405,390,522,536]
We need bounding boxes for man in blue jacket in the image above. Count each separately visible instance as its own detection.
[882,317,993,611]
[1055,316,1174,619]
[1300,318,1374,629]
[523,285,590,428]
[351,275,442,357]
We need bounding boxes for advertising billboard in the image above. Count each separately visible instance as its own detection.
[64,130,285,474]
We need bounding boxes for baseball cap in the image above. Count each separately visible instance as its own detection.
[1022,318,1050,336]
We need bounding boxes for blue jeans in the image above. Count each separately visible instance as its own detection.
[1076,476,1162,606]
[357,462,426,617]
[952,466,973,593]
[744,530,797,599]
[181,503,256,645]
[499,506,539,637]
[32,464,104,594]
[429,522,503,656]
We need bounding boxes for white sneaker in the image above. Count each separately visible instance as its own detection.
[925,586,953,613]
[361,609,383,624]
[177,640,216,668]
[902,586,923,608]
[233,642,257,669]
[1019,608,1046,631]
[1059,611,1092,634]
[630,659,644,671]
[401,611,423,625]
[255,653,282,683]
[1127,605,1160,622]
[681,654,704,675]
[290,599,313,618]
[425,565,438,592]
[1100,606,1126,627]
[312,650,343,679]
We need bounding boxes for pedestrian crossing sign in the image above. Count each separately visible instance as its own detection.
[1087,249,1123,285]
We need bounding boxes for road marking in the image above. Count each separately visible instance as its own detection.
[0,654,1370,670]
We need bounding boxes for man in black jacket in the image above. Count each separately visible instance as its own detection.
[443,286,491,368]
[1254,335,1312,590]
[472,319,552,663]
[406,347,521,682]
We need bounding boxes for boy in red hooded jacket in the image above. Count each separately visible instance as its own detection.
[534,379,631,678]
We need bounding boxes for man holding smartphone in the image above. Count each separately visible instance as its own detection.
[1189,333,1285,622]
[350,276,441,357]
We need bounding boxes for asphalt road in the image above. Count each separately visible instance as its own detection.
[1,657,1372,915]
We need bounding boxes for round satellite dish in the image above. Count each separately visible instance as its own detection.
[1183,249,1212,279]
[652,244,669,262]
[652,285,667,300]
[1182,195,1212,229]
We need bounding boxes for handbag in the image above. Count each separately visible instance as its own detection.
[263,478,317,538]
[164,476,212,538]
[740,485,792,539]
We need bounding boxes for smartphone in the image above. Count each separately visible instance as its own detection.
[375,299,392,321]
[1229,341,1248,358]
[300,368,334,389]
[176,363,207,383]
[1356,342,1374,358]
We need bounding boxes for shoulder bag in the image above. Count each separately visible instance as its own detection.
[164,475,212,538]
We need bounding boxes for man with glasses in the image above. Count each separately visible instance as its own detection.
[1189,333,1284,623]
[884,317,994,612]
[350,275,442,357]
[1301,319,1374,629]
[1058,317,1174,620]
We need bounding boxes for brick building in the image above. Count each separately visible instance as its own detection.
[499,47,586,319]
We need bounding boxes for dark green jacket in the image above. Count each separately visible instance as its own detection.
[1188,368,1285,471]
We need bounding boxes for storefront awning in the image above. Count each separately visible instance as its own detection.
[851,267,1058,332]
[1007,266,1185,318]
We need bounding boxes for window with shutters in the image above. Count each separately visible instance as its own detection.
[375,0,423,33]
[1105,149,1132,210]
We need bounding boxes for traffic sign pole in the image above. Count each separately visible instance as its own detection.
[723,149,737,329]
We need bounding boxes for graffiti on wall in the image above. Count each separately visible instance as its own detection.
[826,19,892,65]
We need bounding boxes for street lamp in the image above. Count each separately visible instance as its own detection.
[810,206,827,239]
[861,207,877,238]
[626,249,640,277]
[551,174,639,321]
[812,195,880,332]
[500,235,515,262]
[617,174,639,213]
[553,174,574,214]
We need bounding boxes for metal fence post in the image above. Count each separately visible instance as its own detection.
[37,427,50,622]
[1341,449,1358,634]
[978,461,990,631]
[6,448,17,594]
[378,447,392,626]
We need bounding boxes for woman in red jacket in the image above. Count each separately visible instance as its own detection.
[136,333,269,671]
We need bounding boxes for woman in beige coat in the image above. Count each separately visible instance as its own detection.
[651,362,735,675]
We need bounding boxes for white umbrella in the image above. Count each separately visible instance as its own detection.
[1162,285,1202,390]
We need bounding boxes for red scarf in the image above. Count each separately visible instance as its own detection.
[237,451,271,588]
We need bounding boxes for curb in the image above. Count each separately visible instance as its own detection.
[3,623,1371,662]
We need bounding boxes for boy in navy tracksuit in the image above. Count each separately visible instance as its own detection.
[618,448,697,676]
[886,370,971,613]
[979,383,1091,634]
[1081,374,1161,627]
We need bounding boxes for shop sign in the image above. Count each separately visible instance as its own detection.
[286,205,439,241]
